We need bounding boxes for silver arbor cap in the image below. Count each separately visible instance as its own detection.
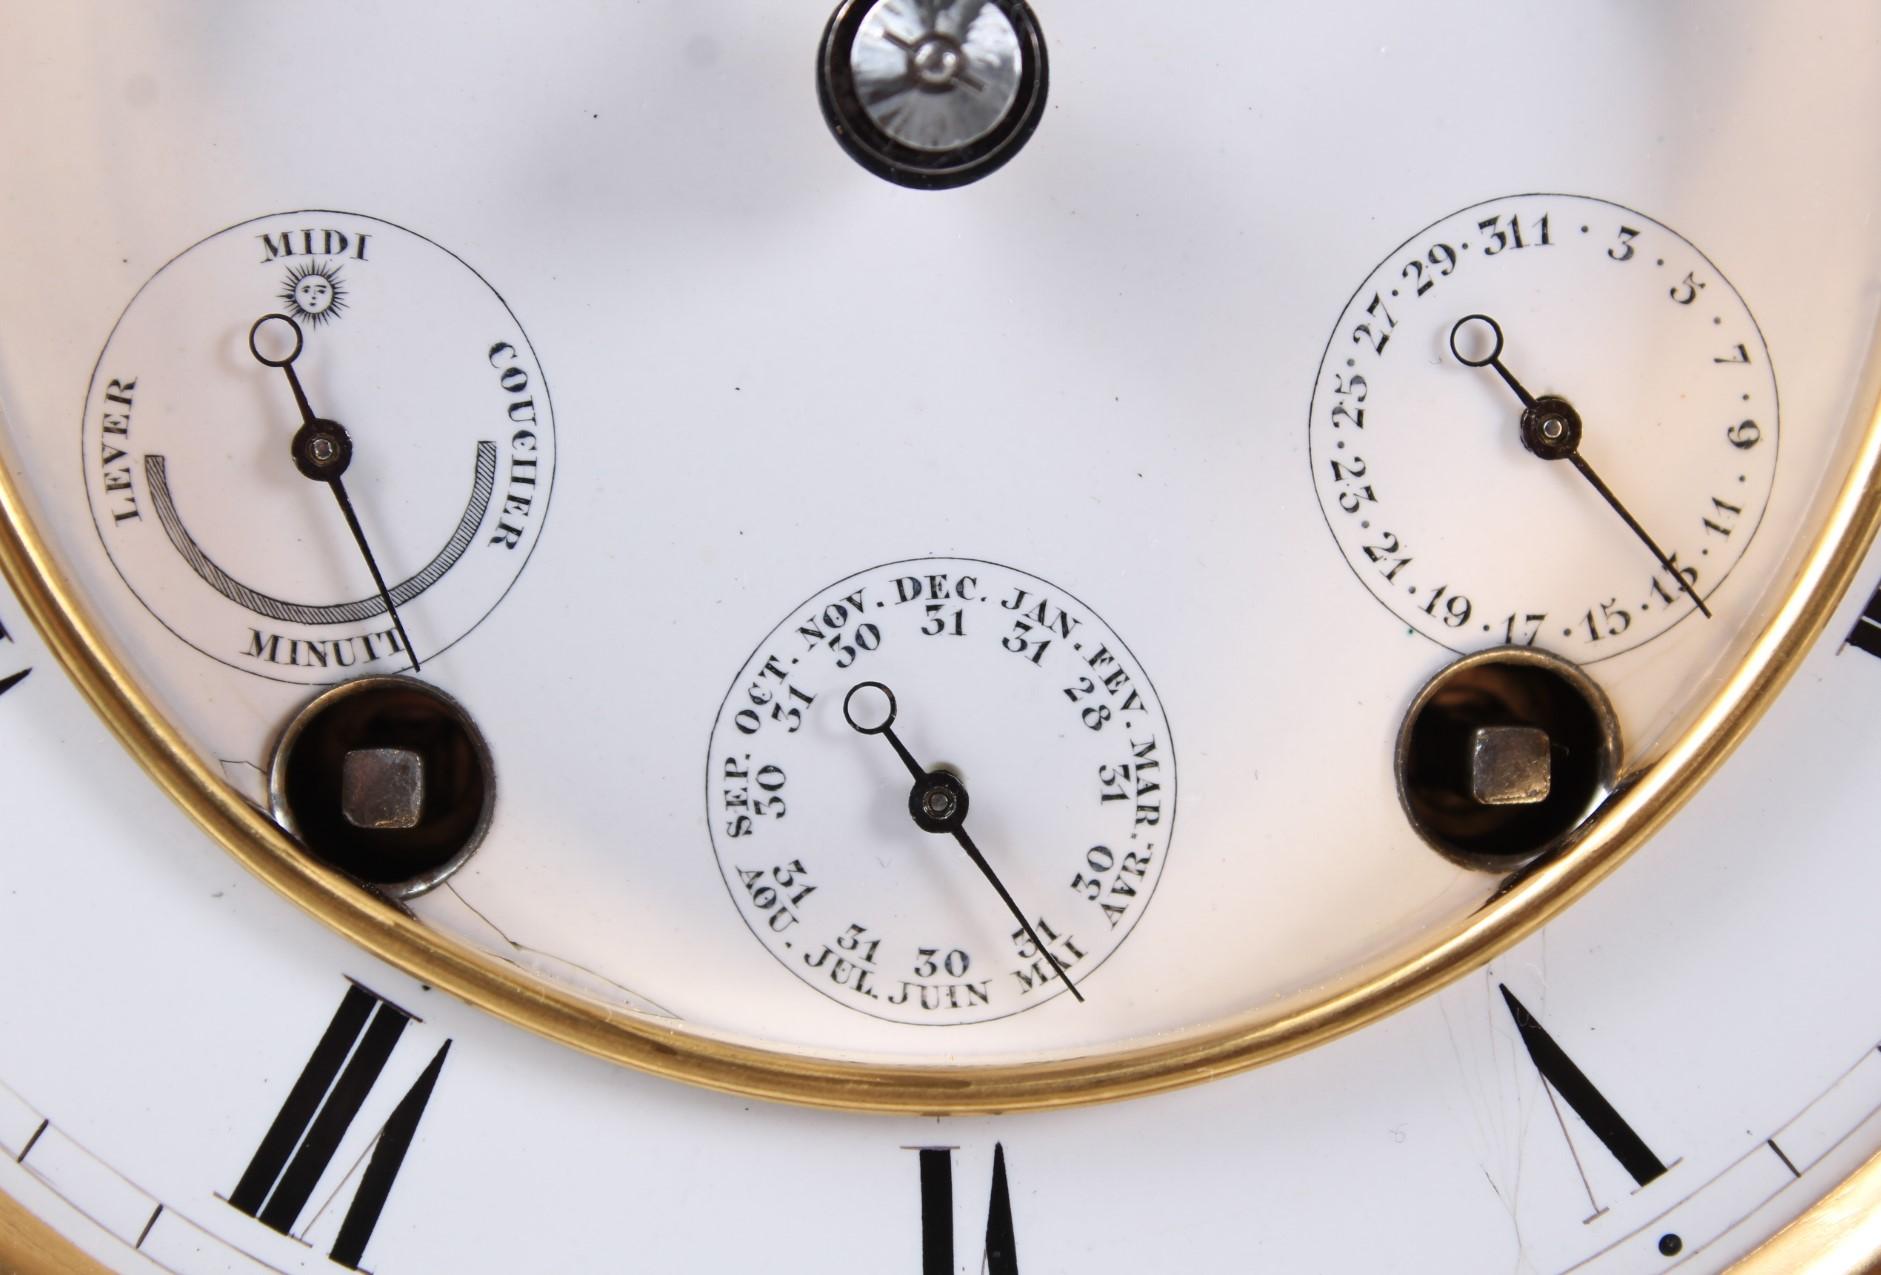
[819,0,1049,190]
[851,0,1025,152]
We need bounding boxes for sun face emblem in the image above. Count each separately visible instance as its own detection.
[278,261,347,326]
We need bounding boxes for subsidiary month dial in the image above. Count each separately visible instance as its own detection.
[706,558,1175,1025]
[1309,193,1777,660]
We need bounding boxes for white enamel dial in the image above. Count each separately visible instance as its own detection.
[2,2,1880,1273]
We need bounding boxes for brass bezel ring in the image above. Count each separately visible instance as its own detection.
[2,360,1879,1116]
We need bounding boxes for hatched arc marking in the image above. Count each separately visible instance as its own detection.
[143,442,498,626]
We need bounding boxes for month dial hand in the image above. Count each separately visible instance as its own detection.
[843,679,1085,1004]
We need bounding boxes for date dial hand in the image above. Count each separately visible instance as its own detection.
[248,313,422,671]
[1449,312,1711,620]
[843,679,1085,1004]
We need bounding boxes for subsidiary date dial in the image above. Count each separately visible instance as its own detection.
[1309,193,1777,660]
[706,558,1176,1026]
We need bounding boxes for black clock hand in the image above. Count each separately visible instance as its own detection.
[319,473,418,667]
[843,680,1084,1004]
[1449,313,1711,620]
[1558,453,1711,615]
[248,314,423,671]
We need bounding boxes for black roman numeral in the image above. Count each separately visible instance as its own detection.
[1501,984,1668,1189]
[229,983,448,1271]
[1844,577,1881,660]
[913,1143,1018,1275]
[0,612,25,701]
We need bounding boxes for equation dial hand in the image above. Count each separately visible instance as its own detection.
[249,313,423,670]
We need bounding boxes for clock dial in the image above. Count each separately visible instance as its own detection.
[81,211,555,683]
[705,556,1173,1024]
[8,563,1881,1272]
[1309,193,1779,660]
[2,1,1881,1272]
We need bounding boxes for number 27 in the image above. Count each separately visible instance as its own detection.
[1352,294,1395,355]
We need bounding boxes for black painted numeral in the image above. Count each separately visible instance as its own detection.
[1501,984,1668,1188]
[1845,577,1881,660]
[913,1143,1018,1275]
[230,983,448,1271]
[0,612,24,701]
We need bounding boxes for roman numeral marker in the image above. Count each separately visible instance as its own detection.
[0,613,25,702]
[912,1143,1018,1275]
[230,983,448,1271]
[1501,984,1668,1191]
[1844,576,1881,660]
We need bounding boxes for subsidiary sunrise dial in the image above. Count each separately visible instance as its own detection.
[1310,193,1777,660]
[707,558,1175,1026]
[83,210,556,683]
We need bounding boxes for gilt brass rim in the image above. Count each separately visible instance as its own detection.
[0,1188,114,1275]
[2,352,1880,1115]
[1733,1145,1881,1273]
